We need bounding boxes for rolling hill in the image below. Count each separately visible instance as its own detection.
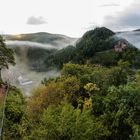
[4,32,78,49]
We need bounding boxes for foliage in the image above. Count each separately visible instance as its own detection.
[27,103,109,140]
[75,27,115,62]
[0,36,15,81]
[3,86,25,140]
[101,83,140,139]
[84,83,100,92]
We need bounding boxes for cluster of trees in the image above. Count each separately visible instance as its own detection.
[3,86,25,139]
[3,62,140,139]
[43,27,117,68]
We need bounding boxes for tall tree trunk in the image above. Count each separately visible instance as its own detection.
[0,68,2,82]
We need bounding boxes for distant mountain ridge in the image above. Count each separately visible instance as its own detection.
[3,32,78,49]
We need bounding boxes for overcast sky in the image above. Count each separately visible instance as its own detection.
[0,0,138,37]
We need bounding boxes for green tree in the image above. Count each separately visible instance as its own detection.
[0,36,15,81]
[102,83,140,140]
[29,103,109,140]
[3,86,25,140]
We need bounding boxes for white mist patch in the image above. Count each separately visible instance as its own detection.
[6,40,59,49]
[2,59,60,96]
[116,31,140,49]
[5,38,77,50]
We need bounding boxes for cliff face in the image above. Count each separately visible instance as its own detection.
[114,41,128,52]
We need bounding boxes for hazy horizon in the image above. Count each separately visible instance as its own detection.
[0,0,140,37]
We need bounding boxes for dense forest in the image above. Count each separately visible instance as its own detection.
[1,27,140,139]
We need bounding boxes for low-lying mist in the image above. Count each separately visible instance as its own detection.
[116,31,140,49]
[2,40,65,96]
[5,36,77,50]
[2,56,60,96]
[6,40,60,49]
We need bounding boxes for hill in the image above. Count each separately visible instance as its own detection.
[4,32,78,49]
[44,27,140,68]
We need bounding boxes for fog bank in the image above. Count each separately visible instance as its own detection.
[116,31,140,49]
[5,38,77,50]
[2,59,60,96]
[6,40,59,49]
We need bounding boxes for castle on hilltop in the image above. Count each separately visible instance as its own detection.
[114,41,128,52]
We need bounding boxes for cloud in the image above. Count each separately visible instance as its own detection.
[99,3,120,7]
[103,2,140,31]
[27,16,47,25]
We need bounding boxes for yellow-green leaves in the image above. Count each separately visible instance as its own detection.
[84,83,100,92]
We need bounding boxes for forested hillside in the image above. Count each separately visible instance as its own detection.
[1,27,140,140]
[7,27,140,72]
[44,27,140,69]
